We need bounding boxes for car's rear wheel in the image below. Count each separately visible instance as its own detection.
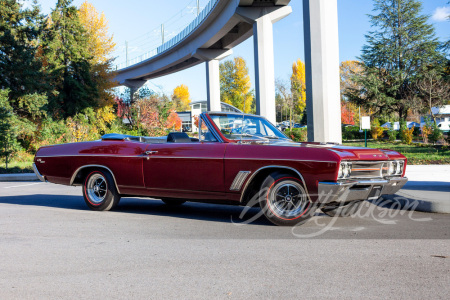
[162,198,186,206]
[321,200,364,217]
[83,170,120,211]
[260,173,312,226]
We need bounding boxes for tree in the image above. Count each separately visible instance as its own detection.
[355,0,445,119]
[275,79,294,126]
[41,0,99,117]
[219,57,253,113]
[172,84,191,111]
[78,1,115,64]
[290,59,307,115]
[0,0,47,113]
[78,1,116,107]
[415,69,450,123]
[133,94,179,136]
[0,89,21,168]
[341,102,356,125]
[340,60,363,100]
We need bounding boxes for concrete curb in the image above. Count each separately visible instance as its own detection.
[381,195,450,214]
[0,173,38,182]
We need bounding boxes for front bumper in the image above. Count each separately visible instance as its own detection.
[32,163,46,182]
[318,177,408,204]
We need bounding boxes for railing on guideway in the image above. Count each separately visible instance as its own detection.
[115,0,220,70]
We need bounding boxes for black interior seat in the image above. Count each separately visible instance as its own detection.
[167,132,191,143]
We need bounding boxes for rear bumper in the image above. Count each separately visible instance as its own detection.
[318,177,408,204]
[32,163,46,182]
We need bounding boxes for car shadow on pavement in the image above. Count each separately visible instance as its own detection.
[0,194,273,226]
[400,181,450,192]
[112,197,274,225]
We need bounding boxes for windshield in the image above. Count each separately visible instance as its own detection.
[209,113,289,141]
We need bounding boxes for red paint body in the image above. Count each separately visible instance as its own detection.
[34,113,407,205]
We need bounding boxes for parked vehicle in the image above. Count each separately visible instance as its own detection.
[437,121,450,133]
[381,122,419,130]
[33,112,408,226]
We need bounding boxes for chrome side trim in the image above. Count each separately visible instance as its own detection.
[239,165,311,203]
[35,154,143,158]
[32,163,46,182]
[230,171,251,191]
[225,157,336,163]
[34,155,336,163]
[70,165,121,194]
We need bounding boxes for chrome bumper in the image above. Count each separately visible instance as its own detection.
[317,177,408,204]
[32,163,46,182]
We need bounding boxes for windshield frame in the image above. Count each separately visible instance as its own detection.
[204,112,290,143]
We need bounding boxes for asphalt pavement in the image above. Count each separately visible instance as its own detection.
[0,181,449,299]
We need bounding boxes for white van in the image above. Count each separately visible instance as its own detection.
[437,121,450,133]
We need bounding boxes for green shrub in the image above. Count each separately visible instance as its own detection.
[429,122,443,144]
[285,128,307,142]
[401,127,414,145]
[342,125,371,140]
[387,127,397,141]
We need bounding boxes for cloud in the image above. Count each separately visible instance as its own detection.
[432,7,450,22]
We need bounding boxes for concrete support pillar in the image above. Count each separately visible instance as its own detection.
[236,6,291,125]
[303,0,342,143]
[253,13,276,124]
[193,49,233,111]
[206,59,221,111]
[124,79,147,104]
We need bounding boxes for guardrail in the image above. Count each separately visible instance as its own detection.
[115,0,220,70]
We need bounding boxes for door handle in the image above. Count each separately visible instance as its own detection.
[145,150,158,155]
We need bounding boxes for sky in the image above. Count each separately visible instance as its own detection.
[27,0,450,101]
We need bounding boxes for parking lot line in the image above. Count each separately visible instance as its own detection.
[3,182,43,189]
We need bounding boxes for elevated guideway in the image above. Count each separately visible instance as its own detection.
[114,0,292,121]
[114,0,343,143]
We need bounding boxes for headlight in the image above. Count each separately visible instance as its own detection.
[387,160,404,176]
[387,162,395,175]
[338,161,352,179]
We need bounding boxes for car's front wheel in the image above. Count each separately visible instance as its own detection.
[83,170,120,211]
[260,173,312,226]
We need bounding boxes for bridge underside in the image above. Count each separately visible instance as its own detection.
[115,0,342,143]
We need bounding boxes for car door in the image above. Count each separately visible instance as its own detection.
[143,142,226,194]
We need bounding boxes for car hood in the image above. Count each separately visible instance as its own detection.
[245,139,403,160]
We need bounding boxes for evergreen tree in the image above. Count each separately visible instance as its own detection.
[354,0,445,119]
[0,0,46,111]
[41,0,99,117]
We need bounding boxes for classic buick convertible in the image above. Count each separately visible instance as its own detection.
[33,112,408,226]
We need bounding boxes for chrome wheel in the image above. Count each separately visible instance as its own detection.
[86,173,107,205]
[267,179,309,220]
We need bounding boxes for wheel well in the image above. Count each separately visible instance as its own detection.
[71,166,118,192]
[240,167,301,206]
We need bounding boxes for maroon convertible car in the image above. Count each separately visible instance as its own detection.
[33,112,408,226]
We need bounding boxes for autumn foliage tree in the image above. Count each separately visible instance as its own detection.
[291,59,307,115]
[172,84,191,111]
[78,1,115,64]
[134,94,182,136]
[220,57,253,113]
[78,1,116,107]
[341,102,356,125]
[340,60,363,101]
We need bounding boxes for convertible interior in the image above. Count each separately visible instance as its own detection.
[101,132,200,144]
